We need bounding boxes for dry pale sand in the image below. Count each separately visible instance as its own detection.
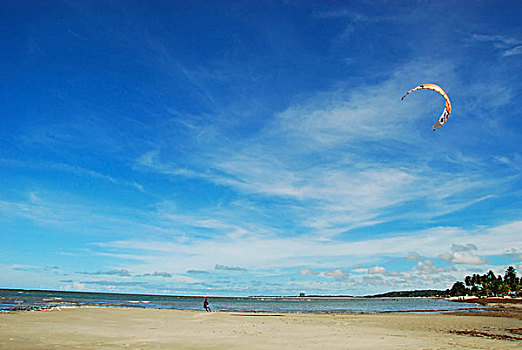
[0,307,521,349]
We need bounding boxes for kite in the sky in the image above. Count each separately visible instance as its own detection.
[401,83,452,131]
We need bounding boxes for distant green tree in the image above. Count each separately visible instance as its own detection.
[449,281,467,296]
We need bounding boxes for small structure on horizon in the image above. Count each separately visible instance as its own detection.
[299,292,306,297]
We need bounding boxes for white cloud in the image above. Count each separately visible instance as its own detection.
[69,282,86,290]
[400,272,412,280]
[451,243,478,252]
[171,275,204,284]
[438,252,486,265]
[404,253,422,261]
[299,268,318,276]
[97,221,522,275]
[415,259,456,274]
[81,268,132,277]
[477,221,522,255]
[437,243,489,265]
[503,248,522,260]
[142,271,172,278]
[368,266,387,274]
[361,275,386,286]
[324,269,349,281]
[215,264,247,271]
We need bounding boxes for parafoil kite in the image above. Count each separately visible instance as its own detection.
[401,83,452,131]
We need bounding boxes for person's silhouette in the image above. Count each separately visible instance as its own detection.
[203,298,211,312]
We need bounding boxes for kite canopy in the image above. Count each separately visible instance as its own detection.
[401,83,452,131]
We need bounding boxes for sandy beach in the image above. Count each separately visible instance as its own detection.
[451,297,522,310]
[1,307,520,349]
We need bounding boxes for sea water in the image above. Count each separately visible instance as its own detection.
[0,289,488,313]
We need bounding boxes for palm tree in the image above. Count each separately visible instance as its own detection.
[465,275,472,287]
[471,274,480,290]
[479,273,493,296]
[504,266,519,291]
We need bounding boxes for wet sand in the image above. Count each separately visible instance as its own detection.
[1,307,520,349]
[450,297,522,310]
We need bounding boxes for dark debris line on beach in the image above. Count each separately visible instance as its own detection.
[450,329,522,341]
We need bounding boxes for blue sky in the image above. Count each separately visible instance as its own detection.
[1,0,521,296]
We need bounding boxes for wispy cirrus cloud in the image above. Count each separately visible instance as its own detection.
[0,158,144,192]
[470,33,522,57]
[502,45,522,57]
[135,60,510,242]
[51,162,144,192]
[471,33,521,46]
[0,191,185,242]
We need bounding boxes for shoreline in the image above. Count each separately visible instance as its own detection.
[0,302,508,315]
[1,302,496,315]
[448,296,522,311]
[1,307,520,349]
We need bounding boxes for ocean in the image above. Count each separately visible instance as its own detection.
[0,289,487,314]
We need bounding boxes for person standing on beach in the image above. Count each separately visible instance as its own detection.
[203,298,211,312]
